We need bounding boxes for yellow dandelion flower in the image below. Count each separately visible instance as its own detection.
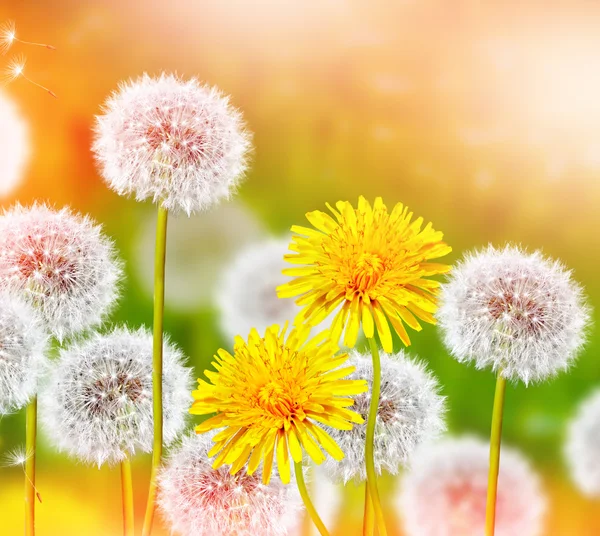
[191,323,367,485]
[277,196,452,353]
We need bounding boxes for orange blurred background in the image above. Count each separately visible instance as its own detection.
[1,1,600,534]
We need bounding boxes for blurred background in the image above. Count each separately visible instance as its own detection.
[1,0,599,534]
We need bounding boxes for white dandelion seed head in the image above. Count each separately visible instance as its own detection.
[565,389,600,497]
[0,90,29,197]
[216,237,310,340]
[93,73,252,216]
[398,436,546,536]
[158,432,302,536]
[0,292,48,415]
[323,349,446,484]
[0,203,124,341]
[437,245,591,385]
[134,201,265,311]
[39,326,193,466]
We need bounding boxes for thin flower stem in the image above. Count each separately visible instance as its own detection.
[25,397,37,536]
[485,373,507,536]
[294,461,330,536]
[142,205,168,536]
[121,458,135,536]
[366,336,387,536]
[363,485,375,536]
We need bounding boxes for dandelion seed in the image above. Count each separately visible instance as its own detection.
[0,20,56,55]
[1,446,33,468]
[158,432,302,536]
[322,349,446,484]
[0,203,124,341]
[93,73,252,216]
[398,437,546,536]
[277,196,452,353]
[191,323,368,485]
[0,291,48,415]
[436,245,591,384]
[2,54,56,98]
[39,326,193,466]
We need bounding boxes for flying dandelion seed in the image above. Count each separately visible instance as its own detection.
[1,446,42,502]
[0,20,56,55]
[2,54,56,98]
[0,90,29,197]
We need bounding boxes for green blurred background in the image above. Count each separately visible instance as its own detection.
[1,1,599,534]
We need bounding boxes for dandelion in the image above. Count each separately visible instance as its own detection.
[0,90,29,197]
[565,390,600,496]
[0,203,124,342]
[2,54,56,98]
[0,20,56,55]
[93,74,252,534]
[40,326,192,466]
[322,349,445,484]
[436,245,589,536]
[398,437,546,536]
[134,201,265,311]
[278,196,451,535]
[92,73,252,216]
[158,432,302,536]
[191,323,367,535]
[0,291,48,415]
[217,237,320,340]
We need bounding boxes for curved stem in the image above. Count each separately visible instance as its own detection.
[142,205,168,536]
[25,397,37,536]
[366,337,387,536]
[485,374,507,536]
[121,459,135,536]
[294,461,330,536]
[363,485,374,536]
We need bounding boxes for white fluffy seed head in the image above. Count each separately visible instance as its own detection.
[216,237,307,340]
[565,389,600,496]
[93,73,252,216]
[0,90,29,197]
[437,245,591,385]
[158,432,302,536]
[322,350,446,484]
[40,326,193,466]
[0,291,48,415]
[398,436,546,536]
[0,203,123,342]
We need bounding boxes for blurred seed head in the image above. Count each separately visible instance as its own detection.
[40,326,193,466]
[0,90,29,197]
[93,73,252,216]
[0,203,123,341]
[322,349,446,484]
[398,436,546,536]
[0,291,48,415]
[158,432,302,536]
[437,244,591,384]
[565,389,600,496]
[216,237,309,340]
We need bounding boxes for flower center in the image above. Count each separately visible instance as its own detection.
[257,381,294,418]
[350,252,385,294]
[84,370,145,417]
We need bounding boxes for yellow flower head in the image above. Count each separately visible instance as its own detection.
[191,323,367,485]
[277,196,452,353]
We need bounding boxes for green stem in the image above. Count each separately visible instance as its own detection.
[121,459,135,536]
[366,337,387,536]
[294,461,330,536]
[363,485,374,536]
[142,205,168,536]
[485,374,507,536]
[25,397,37,536]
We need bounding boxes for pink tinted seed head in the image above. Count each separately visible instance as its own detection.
[158,432,302,536]
[398,437,546,536]
[93,73,252,216]
[0,203,123,341]
[437,245,590,384]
